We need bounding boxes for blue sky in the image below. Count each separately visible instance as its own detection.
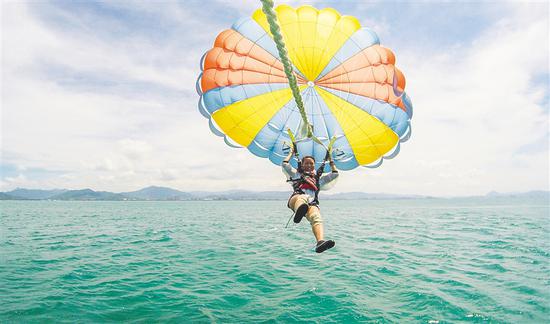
[1,0,548,196]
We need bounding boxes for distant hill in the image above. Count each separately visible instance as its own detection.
[123,186,192,200]
[50,189,128,201]
[196,191,427,200]
[485,190,549,199]
[0,187,548,201]
[324,192,430,200]
[6,188,67,200]
[189,190,289,201]
[0,192,21,200]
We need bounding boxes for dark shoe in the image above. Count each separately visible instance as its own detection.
[315,240,335,253]
[293,204,309,223]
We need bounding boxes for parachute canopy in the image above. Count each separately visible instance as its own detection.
[197,5,413,171]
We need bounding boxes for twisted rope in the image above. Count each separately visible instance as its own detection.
[260,0,312,138]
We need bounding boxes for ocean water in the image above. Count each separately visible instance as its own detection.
[1,198,548,323]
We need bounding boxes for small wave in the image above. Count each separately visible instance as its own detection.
[376,266,398,276]
[466,312,491,320]
[481,263,507,273]
[153,235,172,242]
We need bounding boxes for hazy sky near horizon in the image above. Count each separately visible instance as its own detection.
[1,0,549,196]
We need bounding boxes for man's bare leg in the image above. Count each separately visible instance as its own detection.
[307,206,335,253]
[312,224,324,242]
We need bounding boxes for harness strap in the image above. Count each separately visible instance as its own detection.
[286,131,335,206]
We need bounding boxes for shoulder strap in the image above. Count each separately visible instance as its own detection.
[287,128,302,171]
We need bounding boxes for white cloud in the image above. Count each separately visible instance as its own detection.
[366,3,549,196]
[1,2,548,196]
[4,174,27,184]
[214,0,326,15]
[118,139,152,161]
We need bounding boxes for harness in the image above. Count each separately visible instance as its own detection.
[286,151,330,206]
[287,172,322,206]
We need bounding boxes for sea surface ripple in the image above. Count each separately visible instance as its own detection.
[1,198,549,323]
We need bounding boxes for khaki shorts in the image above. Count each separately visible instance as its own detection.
[288,194,322,226]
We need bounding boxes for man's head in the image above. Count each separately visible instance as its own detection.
[301,156,315,173]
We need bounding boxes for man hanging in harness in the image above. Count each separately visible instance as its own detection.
[282,143,339,253]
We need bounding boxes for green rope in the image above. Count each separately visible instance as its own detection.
[260,0,312,138]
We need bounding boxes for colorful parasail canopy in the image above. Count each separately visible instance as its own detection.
[197,5,413,171]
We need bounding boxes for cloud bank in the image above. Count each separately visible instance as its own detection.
[1,1,548,196]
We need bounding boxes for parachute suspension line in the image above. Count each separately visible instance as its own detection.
[285,211,294,228]
[260,0,313,138]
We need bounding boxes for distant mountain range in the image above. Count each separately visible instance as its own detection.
[4,188,68,200]
[0,186,548,201]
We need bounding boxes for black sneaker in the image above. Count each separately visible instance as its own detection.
[315,240,335,253]
[293,204,309,223]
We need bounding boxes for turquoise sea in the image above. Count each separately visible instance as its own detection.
[1,198,549,323]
